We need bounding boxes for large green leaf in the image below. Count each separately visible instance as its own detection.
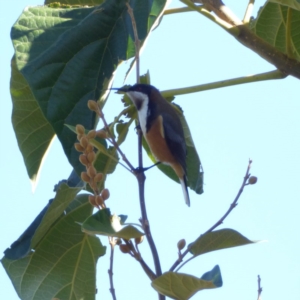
[31,183,83,247]
[151,266,222,300]
[1,194,106,300]
[10,57,55,183]
[11,0,167,176]
[252,1,300,60]
[269,0,300,10]
[190,229,255,256]
[3,183,82,260]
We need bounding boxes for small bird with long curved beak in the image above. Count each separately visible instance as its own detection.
[117,84,190,206]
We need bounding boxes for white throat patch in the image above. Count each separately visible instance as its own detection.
[127,91,149,134]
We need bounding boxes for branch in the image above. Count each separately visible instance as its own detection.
[126,2,140,83]
[235,25,300,79]
[243,0,254,24]
[108,238,117,300]
[194,0,242,26]
[257,275,263,300]
[88,100,135,171]
[135,129,164,300]
[181,0,300,79]
[123,240,157,281]
[203,159,252,234]
[161,70,286,98]
[169,160,253,272]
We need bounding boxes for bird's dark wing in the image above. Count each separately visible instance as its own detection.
[162,111,187,171]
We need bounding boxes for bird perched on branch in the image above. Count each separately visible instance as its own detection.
[117,84,190,206]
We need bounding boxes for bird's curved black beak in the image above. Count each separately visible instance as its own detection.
[110,87,128,93]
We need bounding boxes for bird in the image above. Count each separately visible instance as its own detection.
[117,83,190,206]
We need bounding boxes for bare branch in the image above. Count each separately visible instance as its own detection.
[108,238,117,300]
[169,160,253,272]
[126,2,140,83]
[135,129,164,300]
[257,275,263,300]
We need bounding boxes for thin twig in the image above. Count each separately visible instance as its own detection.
[126,2,140,83]
[125,3,163,299]
[192,0,242,26]
[163,6,197,15]
[123,240,157,280]
[203,159,252,234]
[243,0,255,24]
[169,160,253,272]
[108,238,117,300]
[136,129,164,300]
[91,103,135,171]
[257,275,263,300]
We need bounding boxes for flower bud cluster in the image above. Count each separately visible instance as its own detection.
[75,124,110,209]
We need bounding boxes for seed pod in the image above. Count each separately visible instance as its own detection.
[88,195,96,206]
[119,244,130,254]
[248,176,258,185]
[94,173,103,183]
[95,195,104,206]
[86,144,94,153]
[87,165,96,178]
[81,172,90,183]
[115,238,122,245]
[177,239,186,251]
[87,151,96,163]
[87,130,96,140]
[101,188,110,201]
[80,136,89,148]
[88,100,98,112]
[74,143,85,152]
[79,154,89,166]
[96,130,108,139]
[77,133,83,141]
[135,236,144,245]
[76,124,85,135]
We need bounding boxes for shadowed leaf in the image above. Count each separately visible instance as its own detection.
[10,57,55,183]
[11,0,167,176]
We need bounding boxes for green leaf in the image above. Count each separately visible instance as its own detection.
[31,183,83,247]
[82,208,144,239]
[252,2,300,60]
[151,266,222,300]
[11,0,167,175]
[116,120,132,145]
[10,57,55,183]
[1,194,106,300]
[269,0,300,11]
[179,104,204,194]
[190,229,255,256]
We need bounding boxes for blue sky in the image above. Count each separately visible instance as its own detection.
[1,1,300,299]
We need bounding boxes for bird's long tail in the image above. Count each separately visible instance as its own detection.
[180,175,190,206]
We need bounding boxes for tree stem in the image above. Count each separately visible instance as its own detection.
[136,129,164,300]
[162,70,286,99]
